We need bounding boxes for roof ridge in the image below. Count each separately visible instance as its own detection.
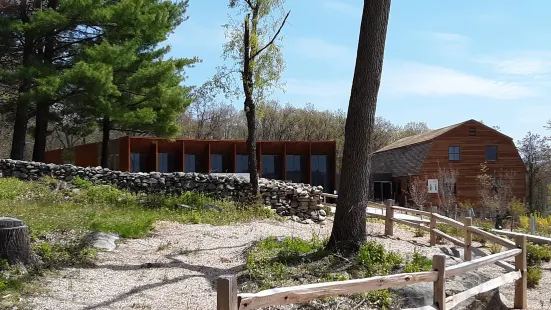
[375,120,470,153]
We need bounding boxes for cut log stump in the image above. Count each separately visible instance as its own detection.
[0,217,37,265]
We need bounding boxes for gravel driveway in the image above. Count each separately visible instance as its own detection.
[28,219,551,310]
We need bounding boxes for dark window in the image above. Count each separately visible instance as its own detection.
[261,155,282,180]
[448,146,460,161]
[486,146,497,161]
[468,127,477,136]
[311,155,330,192]
[158,153,176,173]
[184,154,201,172]
[236,155,248,173]
[130,153,148,172]
[210,154,231,173]
[286,155,306,183]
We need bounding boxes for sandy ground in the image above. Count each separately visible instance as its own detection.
[27,219,551,310]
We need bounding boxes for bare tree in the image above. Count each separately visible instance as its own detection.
[518,132,551,213]
[476,162,516,216]
[436,165,458,216]
[326,0,392,253]
[408,175,428,210]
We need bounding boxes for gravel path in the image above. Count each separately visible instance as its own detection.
[28,219,551,310]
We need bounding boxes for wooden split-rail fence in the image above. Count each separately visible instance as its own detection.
[217,199,528,310]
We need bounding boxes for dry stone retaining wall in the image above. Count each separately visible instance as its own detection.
[0,159,326,223]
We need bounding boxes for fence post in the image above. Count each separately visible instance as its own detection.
[217,275,238,310]
[433,254,446,310]
[430,206,437,246]
[385,199,394,236]
[514,235,527,310]
[464,217,472,261]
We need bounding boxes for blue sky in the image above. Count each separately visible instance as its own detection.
[167,0,551,142]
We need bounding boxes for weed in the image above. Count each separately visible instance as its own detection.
[156,242,172,252]
[487,243,502,254]
[403,249,432,273]
[528,265,543,288]
[413,228,425,237]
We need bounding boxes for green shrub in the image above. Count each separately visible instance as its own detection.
[414,228,425,237]
[403,249,432,273]
[527,265,542,288]
[72,177,93,189]
[356,241,403,276]
[527,243,551,266]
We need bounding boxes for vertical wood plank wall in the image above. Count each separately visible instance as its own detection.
[43,137,337,191]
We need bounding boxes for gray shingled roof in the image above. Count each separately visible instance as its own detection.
[371,142,432,177]
[376,122,465,153]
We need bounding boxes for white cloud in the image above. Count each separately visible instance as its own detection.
[424,32,470,57]
[279,78,351,110]
[321,0,359,16]
[478,51,551,75]
[430,32,469,44]
[381,61,537,100]
[291,37,355,65]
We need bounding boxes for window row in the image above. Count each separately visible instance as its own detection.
[448,146,498,161]
[129,153,331,189]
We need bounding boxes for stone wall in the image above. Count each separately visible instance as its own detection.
[0,159,326,223]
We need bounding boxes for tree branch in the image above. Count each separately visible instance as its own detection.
[244,0,254,10]
[250,10,290,60]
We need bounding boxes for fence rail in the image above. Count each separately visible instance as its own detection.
[217,199,528,310]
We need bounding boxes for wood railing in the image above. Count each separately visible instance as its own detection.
[217,199,528,310]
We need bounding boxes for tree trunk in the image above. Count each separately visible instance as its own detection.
[242,13,259,195]
[245,97,259,195]
[32,0,58,163]
[101,117,111,168]
[326,0,392,254]
[0,217,37,265]
[527,165,534,213]
[10,0,32,160]
[32,101,49,162]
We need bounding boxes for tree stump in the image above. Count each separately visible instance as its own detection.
[0,217,37,265]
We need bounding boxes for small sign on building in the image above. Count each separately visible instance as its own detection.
[428,179,438,193]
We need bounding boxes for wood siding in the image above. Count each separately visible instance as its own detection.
[419,120,526,207]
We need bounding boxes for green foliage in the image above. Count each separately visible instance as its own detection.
[487,243,502,254]
[0,178,47,200]
[509,199,528,217]
[243,236,402,309]
[403,250,432,273]
[356,241,403,276]
[526,243,551,266]
[413,228,426,237]
[72,177,93,189]
[0,178,274,238]
[32,241,97,269]
[527,265,542,288]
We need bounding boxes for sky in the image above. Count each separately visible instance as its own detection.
[166,0,551,142]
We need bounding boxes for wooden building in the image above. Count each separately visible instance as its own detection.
[371,119,526,207]
[44,137,337,193]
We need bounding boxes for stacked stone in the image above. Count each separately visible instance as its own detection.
[0,159,327,223]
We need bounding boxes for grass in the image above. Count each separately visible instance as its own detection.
[0,177,274,238]
[0,177,275,307]
[240,235,434,309]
